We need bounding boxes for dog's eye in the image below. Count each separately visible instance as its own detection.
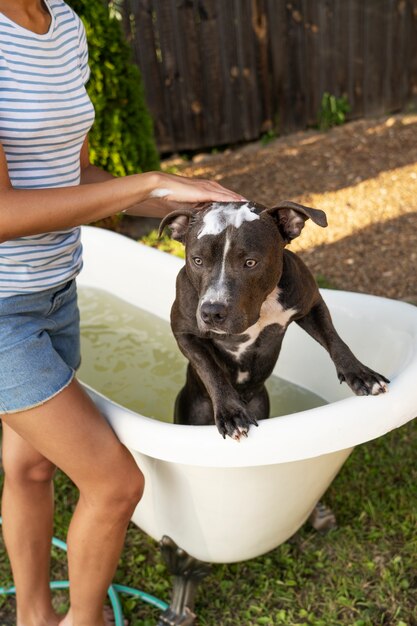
[244,259,257,268]
[193,257,203,266]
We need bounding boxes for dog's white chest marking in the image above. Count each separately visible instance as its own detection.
[229,288,297,360]
[237,370,250,384]
[197,203,259,239]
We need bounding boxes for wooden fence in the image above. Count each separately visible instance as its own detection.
[111,0,417,153]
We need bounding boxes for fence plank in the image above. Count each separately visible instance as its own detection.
[197,0,224,147]
[265,0,287,131]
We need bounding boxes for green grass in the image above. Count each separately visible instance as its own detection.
[1,417,416,626]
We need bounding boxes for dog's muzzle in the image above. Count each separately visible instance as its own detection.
[199,301,228,328]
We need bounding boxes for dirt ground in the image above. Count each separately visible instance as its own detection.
[156,112,417,301]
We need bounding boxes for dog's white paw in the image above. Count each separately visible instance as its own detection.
[338,367,390,396]
[370,379,389,395]
[215,404,258,441]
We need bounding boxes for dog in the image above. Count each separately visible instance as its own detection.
[159,200,389,442]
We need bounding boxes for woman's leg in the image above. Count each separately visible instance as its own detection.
[1,378,145,626]
[1,425,60,626]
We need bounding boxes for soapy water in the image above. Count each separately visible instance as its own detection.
[78,287,326,422]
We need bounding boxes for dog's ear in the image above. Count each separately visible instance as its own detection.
[264,201,327,243]
[158,209,195,243]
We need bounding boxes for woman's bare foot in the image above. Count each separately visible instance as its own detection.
[58,605,122,626]
[17,609,61,626]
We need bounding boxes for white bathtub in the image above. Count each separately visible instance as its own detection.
[78,226,417,564]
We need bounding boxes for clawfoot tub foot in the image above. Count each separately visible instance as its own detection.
[308,501,337,532]
[157,536,211,626]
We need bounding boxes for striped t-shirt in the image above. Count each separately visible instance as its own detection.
[0,0,95,297]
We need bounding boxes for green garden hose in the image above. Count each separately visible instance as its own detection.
[0,517,168,625]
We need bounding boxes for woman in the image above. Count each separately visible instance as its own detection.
[0,1,244,625]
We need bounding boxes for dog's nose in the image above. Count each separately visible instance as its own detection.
[200,301,228,325]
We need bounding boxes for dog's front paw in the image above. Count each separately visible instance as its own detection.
[215,402,258,441]
[338,365,389,396]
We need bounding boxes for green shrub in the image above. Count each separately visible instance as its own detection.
[67,0,160,176]
[140,230,185,259]
[317,92,351,131]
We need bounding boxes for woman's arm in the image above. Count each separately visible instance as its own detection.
[0,138,244,243]
[78,137,194,217]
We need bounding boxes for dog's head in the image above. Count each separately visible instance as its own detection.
[159,200,327,335]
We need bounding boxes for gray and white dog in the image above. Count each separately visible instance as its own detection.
[159,200,389,442]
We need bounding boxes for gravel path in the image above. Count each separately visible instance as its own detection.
[170,113,417,300]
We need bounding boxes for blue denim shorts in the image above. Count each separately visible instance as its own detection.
[0,280,80,414]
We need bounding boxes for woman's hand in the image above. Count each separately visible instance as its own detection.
[124,171,247,218]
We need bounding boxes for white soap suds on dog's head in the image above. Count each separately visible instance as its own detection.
[197,203,259,239]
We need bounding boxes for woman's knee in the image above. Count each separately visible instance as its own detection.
[1,422,57,485]
[3,453,56,485]
[113,458,145,508]
[80,447,145,518]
